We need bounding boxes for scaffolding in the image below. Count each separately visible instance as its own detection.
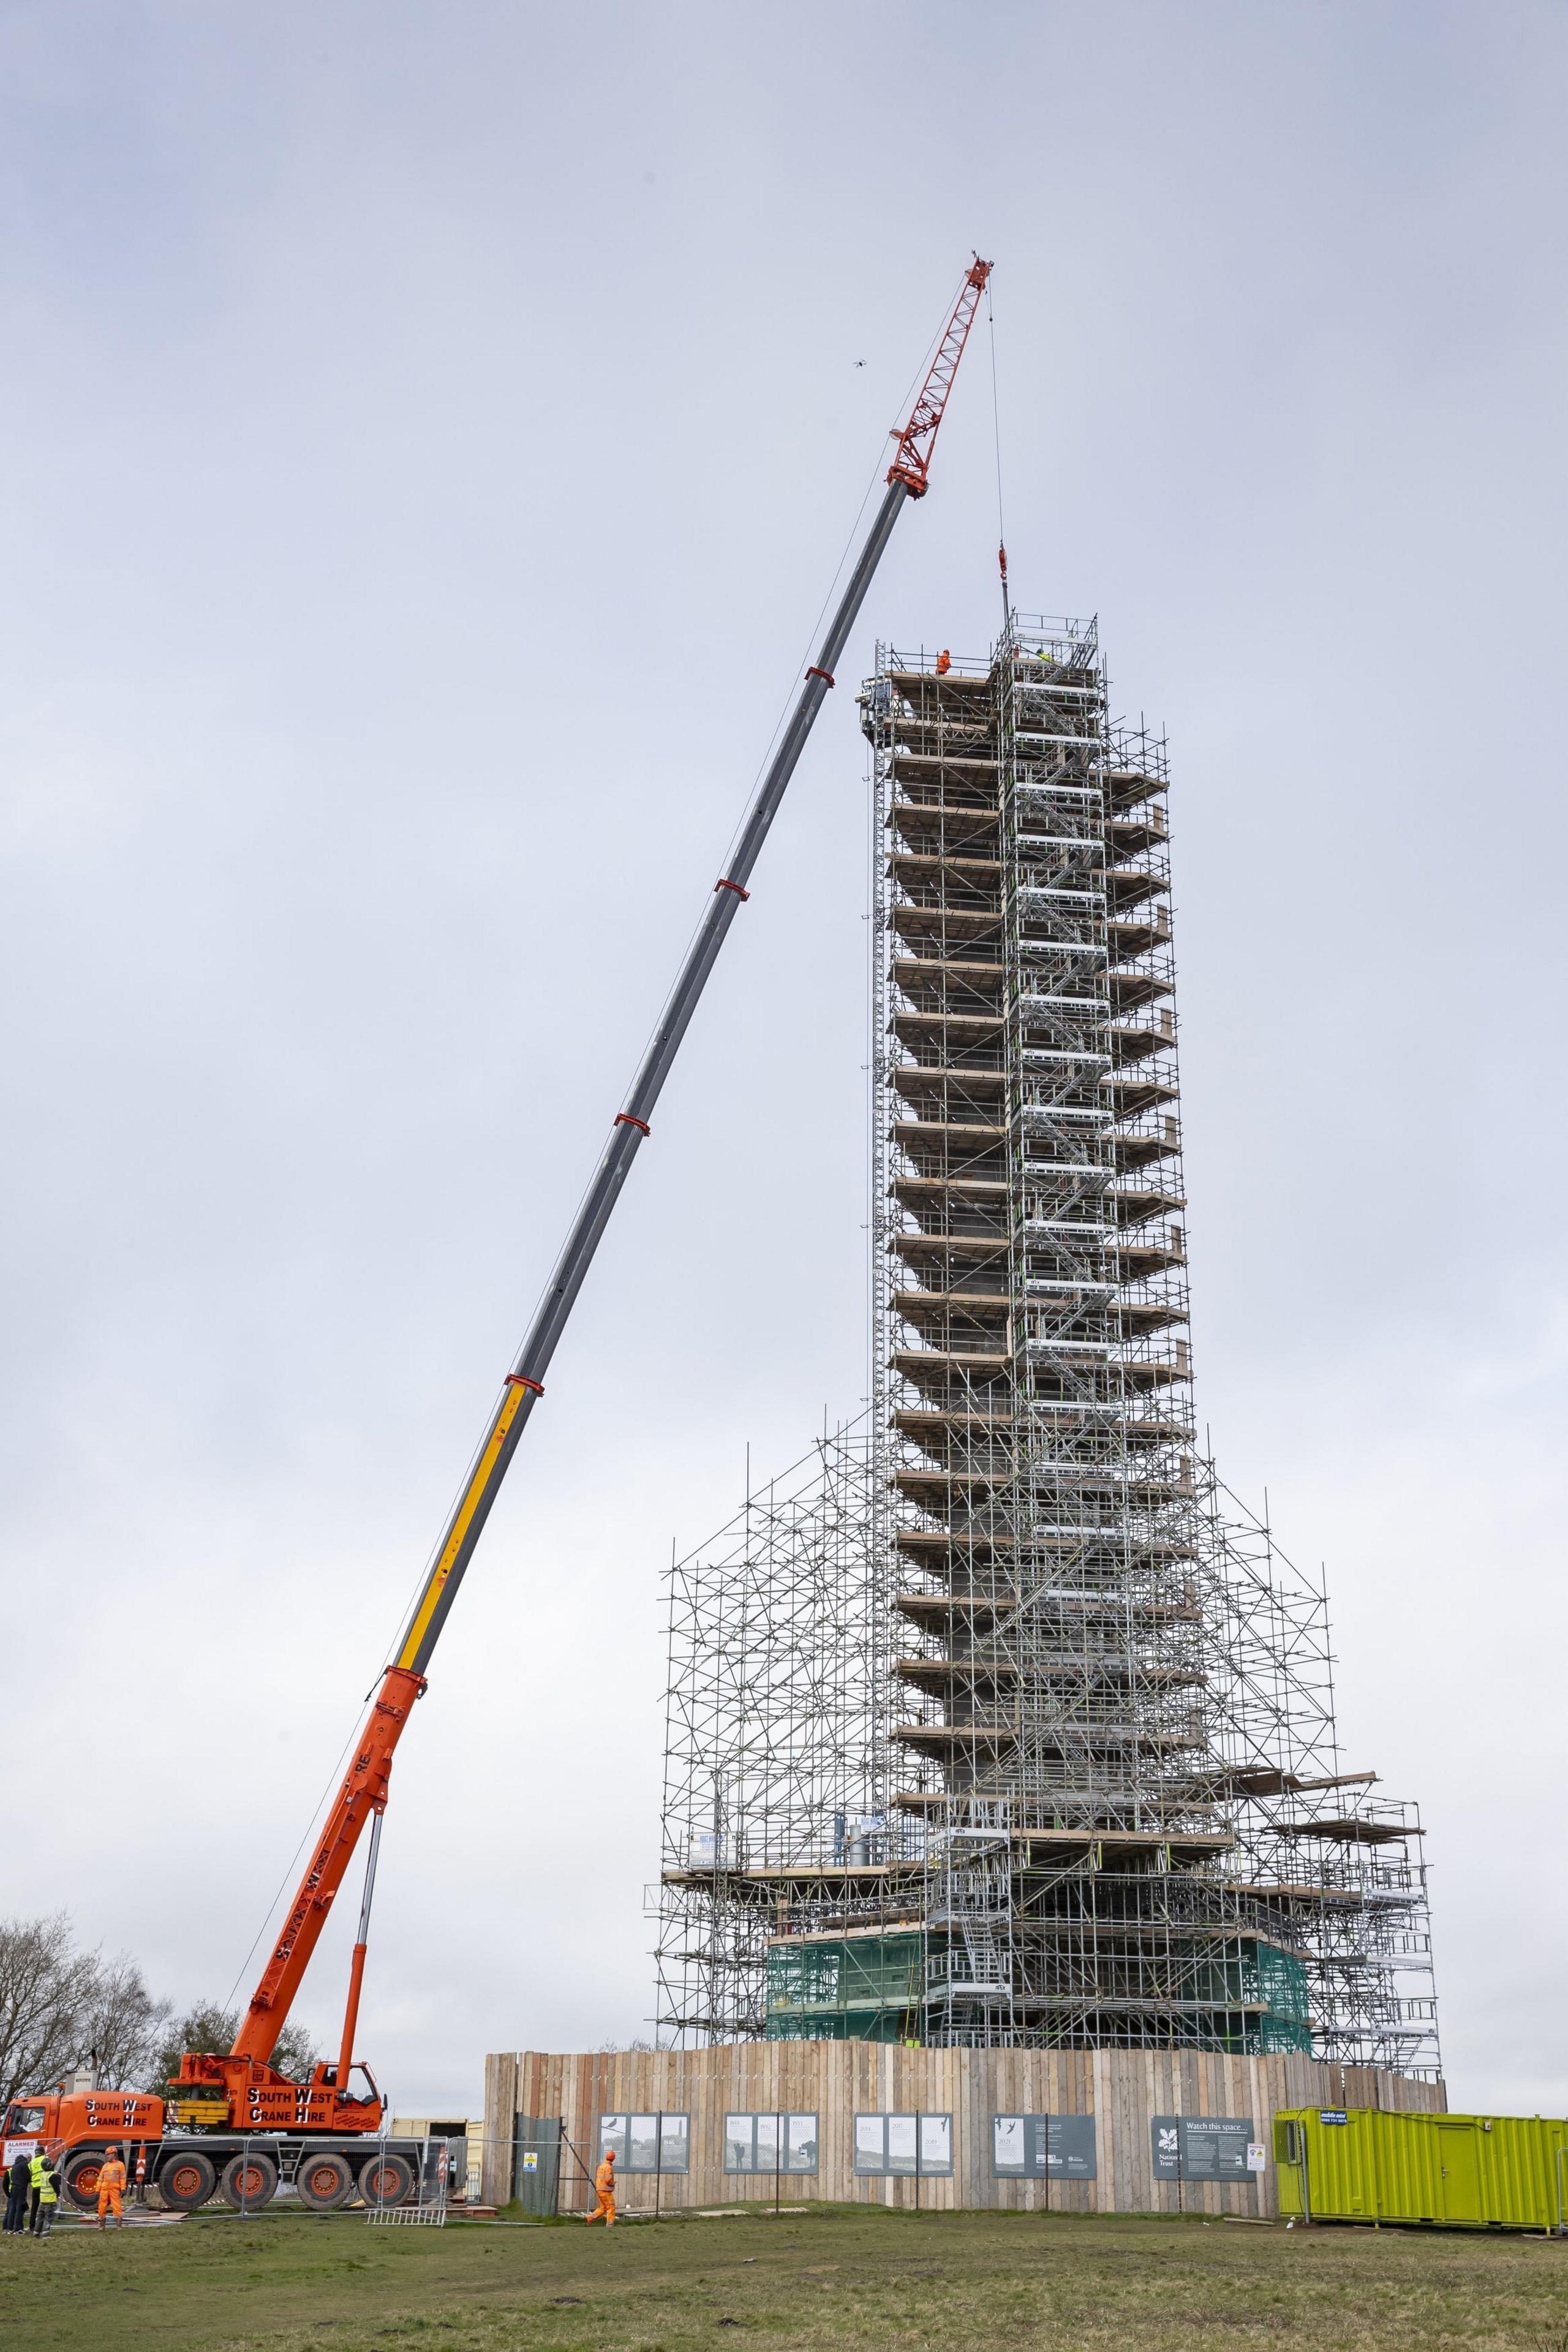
[1197,1469,1440,2073]
[655,1423,890,2043]
[654,616,1439,2081]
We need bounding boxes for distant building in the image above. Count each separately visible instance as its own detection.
[388,2116,481,2203]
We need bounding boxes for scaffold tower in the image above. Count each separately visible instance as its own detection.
[655,614,1439,2081]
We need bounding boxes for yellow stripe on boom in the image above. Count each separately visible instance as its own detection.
[394,1383,528,1671]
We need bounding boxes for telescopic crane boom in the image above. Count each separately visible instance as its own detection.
[184,254,994,2125]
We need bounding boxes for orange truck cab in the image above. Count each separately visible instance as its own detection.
[5,2089,164,2149]
[1,2087,423,2216]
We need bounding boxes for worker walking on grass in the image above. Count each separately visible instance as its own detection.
[586,2144,616,2227]
[3,2148,31,2233]
[94,2144,127,2230]
[28,2149,59,2237]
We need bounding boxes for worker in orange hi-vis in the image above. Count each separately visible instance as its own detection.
[95,2145,127,2230]
[585,2145,616,2227]
[935,649,951,674]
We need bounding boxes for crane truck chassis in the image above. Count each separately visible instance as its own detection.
[1,2089,426,2213]
[7,255,993,2212]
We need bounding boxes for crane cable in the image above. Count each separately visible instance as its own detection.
[221,1717,366,2017]
[987,268,1009,633]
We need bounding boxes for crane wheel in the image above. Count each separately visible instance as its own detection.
[62,2150,107,2211]
[220,2150,278,2211]
[359,2151,415,2209]
[158,2150,218,2211]
[295,2150,354,2211]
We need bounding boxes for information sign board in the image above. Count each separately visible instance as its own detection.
[1150,2116,1255,2182]
[1050,2116,1097,2179]
[991,2114,1098,2180]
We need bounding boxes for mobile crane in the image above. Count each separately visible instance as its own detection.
[2,256,994,2216]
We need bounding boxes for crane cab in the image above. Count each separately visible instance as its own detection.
[4,2089,165,2152]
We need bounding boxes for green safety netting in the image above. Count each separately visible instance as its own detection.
[765,1935,922,2040]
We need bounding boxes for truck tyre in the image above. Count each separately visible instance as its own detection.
[295,2150,354,2211]
[158,2150,218,2211]
[358,2150,415,2209]
[220,2150,278,2211]
[62,2149,107,2211]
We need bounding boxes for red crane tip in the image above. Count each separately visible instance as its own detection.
[885,260,994,497]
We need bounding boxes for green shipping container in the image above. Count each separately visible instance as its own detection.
[1275,2106,1568,2232]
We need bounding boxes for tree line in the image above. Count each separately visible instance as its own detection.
[0,1913,317,2108]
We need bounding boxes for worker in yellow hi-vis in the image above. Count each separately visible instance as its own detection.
[28,2149,59,2237]
[586,2145,616,2226]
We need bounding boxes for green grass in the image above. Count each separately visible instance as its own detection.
[2,2204,1566,2352]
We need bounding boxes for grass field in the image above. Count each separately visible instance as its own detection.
[2,2203,1566,2352]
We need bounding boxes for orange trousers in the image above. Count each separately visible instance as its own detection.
[97,2188,123,2222]
[586,2188,616,2225]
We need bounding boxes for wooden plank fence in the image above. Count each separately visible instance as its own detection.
[480,2045,1444,2215]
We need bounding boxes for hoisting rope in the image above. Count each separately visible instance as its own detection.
[987,269,1010,633]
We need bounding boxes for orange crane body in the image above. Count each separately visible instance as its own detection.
[2,257,993,2214]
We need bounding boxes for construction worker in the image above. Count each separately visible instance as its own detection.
[585,2143,616,2227]
[94,2144,127,2230]
[3,2147,31,2233]
[935,649,951,675]
[28,2147,59,2237]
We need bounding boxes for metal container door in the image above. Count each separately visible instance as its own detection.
[1435,2124,1483,2225]
[514,2117,562,2216]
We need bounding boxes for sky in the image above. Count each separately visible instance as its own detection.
[2,0,1565,2125]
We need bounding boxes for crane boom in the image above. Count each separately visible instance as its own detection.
[888,255,992,497]
[225,255,993,2079]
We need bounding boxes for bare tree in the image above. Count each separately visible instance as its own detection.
[0,1917,320,2111]
[0,1913,101,2106]
[81,1956,172,2091]
[270,2019,320,2085]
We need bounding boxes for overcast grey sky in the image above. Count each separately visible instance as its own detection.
[3,0,1564,2120]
